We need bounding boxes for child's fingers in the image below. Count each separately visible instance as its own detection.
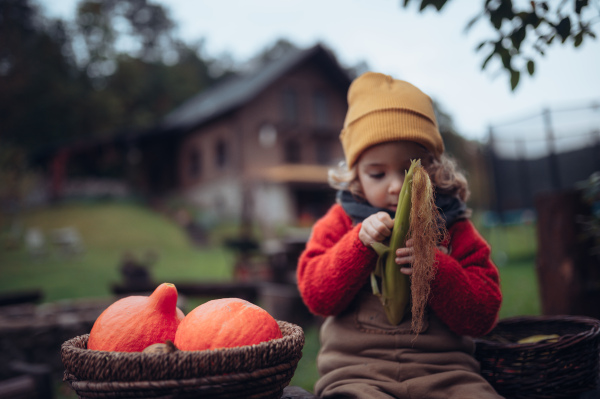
[359,215,392,246]
[395,246,414,265]
[371,215,392,239]
[395,254,414,265]
[365,224,388,242]
[400,267,413,276]
[377,211,393,226]
[395,247,414,257]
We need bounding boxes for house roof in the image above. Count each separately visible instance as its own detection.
[159,43,352,133]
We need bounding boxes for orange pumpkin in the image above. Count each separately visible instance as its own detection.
[88,283,185,352]
[174,298,282,351]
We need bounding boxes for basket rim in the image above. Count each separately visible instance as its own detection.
[474,314,600,349]
[474,315,600,398]
[65,360,295,390]
[61,320,304,382]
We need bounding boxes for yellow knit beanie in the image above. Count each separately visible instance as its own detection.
[340,72,444,167]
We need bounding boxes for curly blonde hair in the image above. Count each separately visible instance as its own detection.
[328,152,470,205]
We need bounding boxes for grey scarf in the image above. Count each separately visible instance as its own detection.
[337,190,467,228]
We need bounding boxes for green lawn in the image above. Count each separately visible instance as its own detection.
[0,201,235,301]
[478,220,541,318]
[0,201,541,395]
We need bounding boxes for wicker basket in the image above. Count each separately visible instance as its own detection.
[474,315,600,399]
[61,320,304,399]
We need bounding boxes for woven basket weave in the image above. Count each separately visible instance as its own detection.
[474,315,600,399]
[61,320,304,399]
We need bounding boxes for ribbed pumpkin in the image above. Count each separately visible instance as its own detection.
[88,283,185,352]
[174,298,282,351]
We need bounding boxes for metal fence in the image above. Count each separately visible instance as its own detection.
[486,101,600,217]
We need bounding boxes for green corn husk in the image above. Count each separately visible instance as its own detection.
[370,159,419,325]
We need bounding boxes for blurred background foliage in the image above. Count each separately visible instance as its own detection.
[1,0,235,158]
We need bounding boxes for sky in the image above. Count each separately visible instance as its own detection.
[40,0,600,153]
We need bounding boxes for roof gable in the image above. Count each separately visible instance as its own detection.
[159,43,351,133]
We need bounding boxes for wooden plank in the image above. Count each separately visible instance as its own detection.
[0,289,43,307]
[0,375,37,399]
[535,189,600,318]
[8,362,53,399]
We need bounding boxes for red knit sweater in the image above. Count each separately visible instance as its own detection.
[297,204,502,337]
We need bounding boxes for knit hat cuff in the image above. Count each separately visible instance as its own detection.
[341,109,444,167]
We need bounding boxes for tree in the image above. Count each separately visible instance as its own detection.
[0,0,232,157]
[403,0,599,90]
[0,0,90,154]
[73,0,177,83]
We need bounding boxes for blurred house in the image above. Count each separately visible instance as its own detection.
[162,43,350,227]
[47,44,352,228]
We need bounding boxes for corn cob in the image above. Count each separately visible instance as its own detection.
[370,159,418,326]
[370,158,441,330]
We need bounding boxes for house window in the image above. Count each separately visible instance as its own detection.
[282,88,298,123]
[284,139,301,163]
[189,148,201,178]
[315,141,331,165]
[216,140,228,169]
[258,123,277,148]
[313,90,329,127]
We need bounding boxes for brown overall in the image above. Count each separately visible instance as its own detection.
[315,290,504,399]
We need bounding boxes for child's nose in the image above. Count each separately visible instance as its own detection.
[389,176,403,195]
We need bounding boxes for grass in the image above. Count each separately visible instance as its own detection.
[0,201,235,301]
[478,219,541,318]
[0,201,541,395]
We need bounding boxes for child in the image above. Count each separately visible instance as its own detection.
[296,72,503,399]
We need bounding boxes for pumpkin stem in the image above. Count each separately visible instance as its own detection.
[150,283,178,314]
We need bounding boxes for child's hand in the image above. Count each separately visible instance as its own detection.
[396,242,449,275]
[395,238,415,275]
[359,212,393,248]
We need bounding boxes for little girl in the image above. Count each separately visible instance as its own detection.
[296,72,503,399]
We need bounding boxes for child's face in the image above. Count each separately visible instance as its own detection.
[356,141,428,211]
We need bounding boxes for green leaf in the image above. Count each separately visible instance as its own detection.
[511,26,526,50]
[499,47,512,69]
[371,273,381,296]
[490,9,504,30]
[555,17,572,42]
[481,51,494,70]
[465,13,482,32]
[575,0,588,15]
[574,31,584,47]
[526,60,535,76]
[431,0,448,11]
[496,0,515,21]
[371,242,390,257]
[510,69,520,90]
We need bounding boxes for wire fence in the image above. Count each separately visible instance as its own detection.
[485,101,600,217]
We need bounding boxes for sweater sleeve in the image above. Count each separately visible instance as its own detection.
[297,204,377,316]
[428,219,502,337]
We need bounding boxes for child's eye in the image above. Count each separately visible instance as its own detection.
[369,172,385,179]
